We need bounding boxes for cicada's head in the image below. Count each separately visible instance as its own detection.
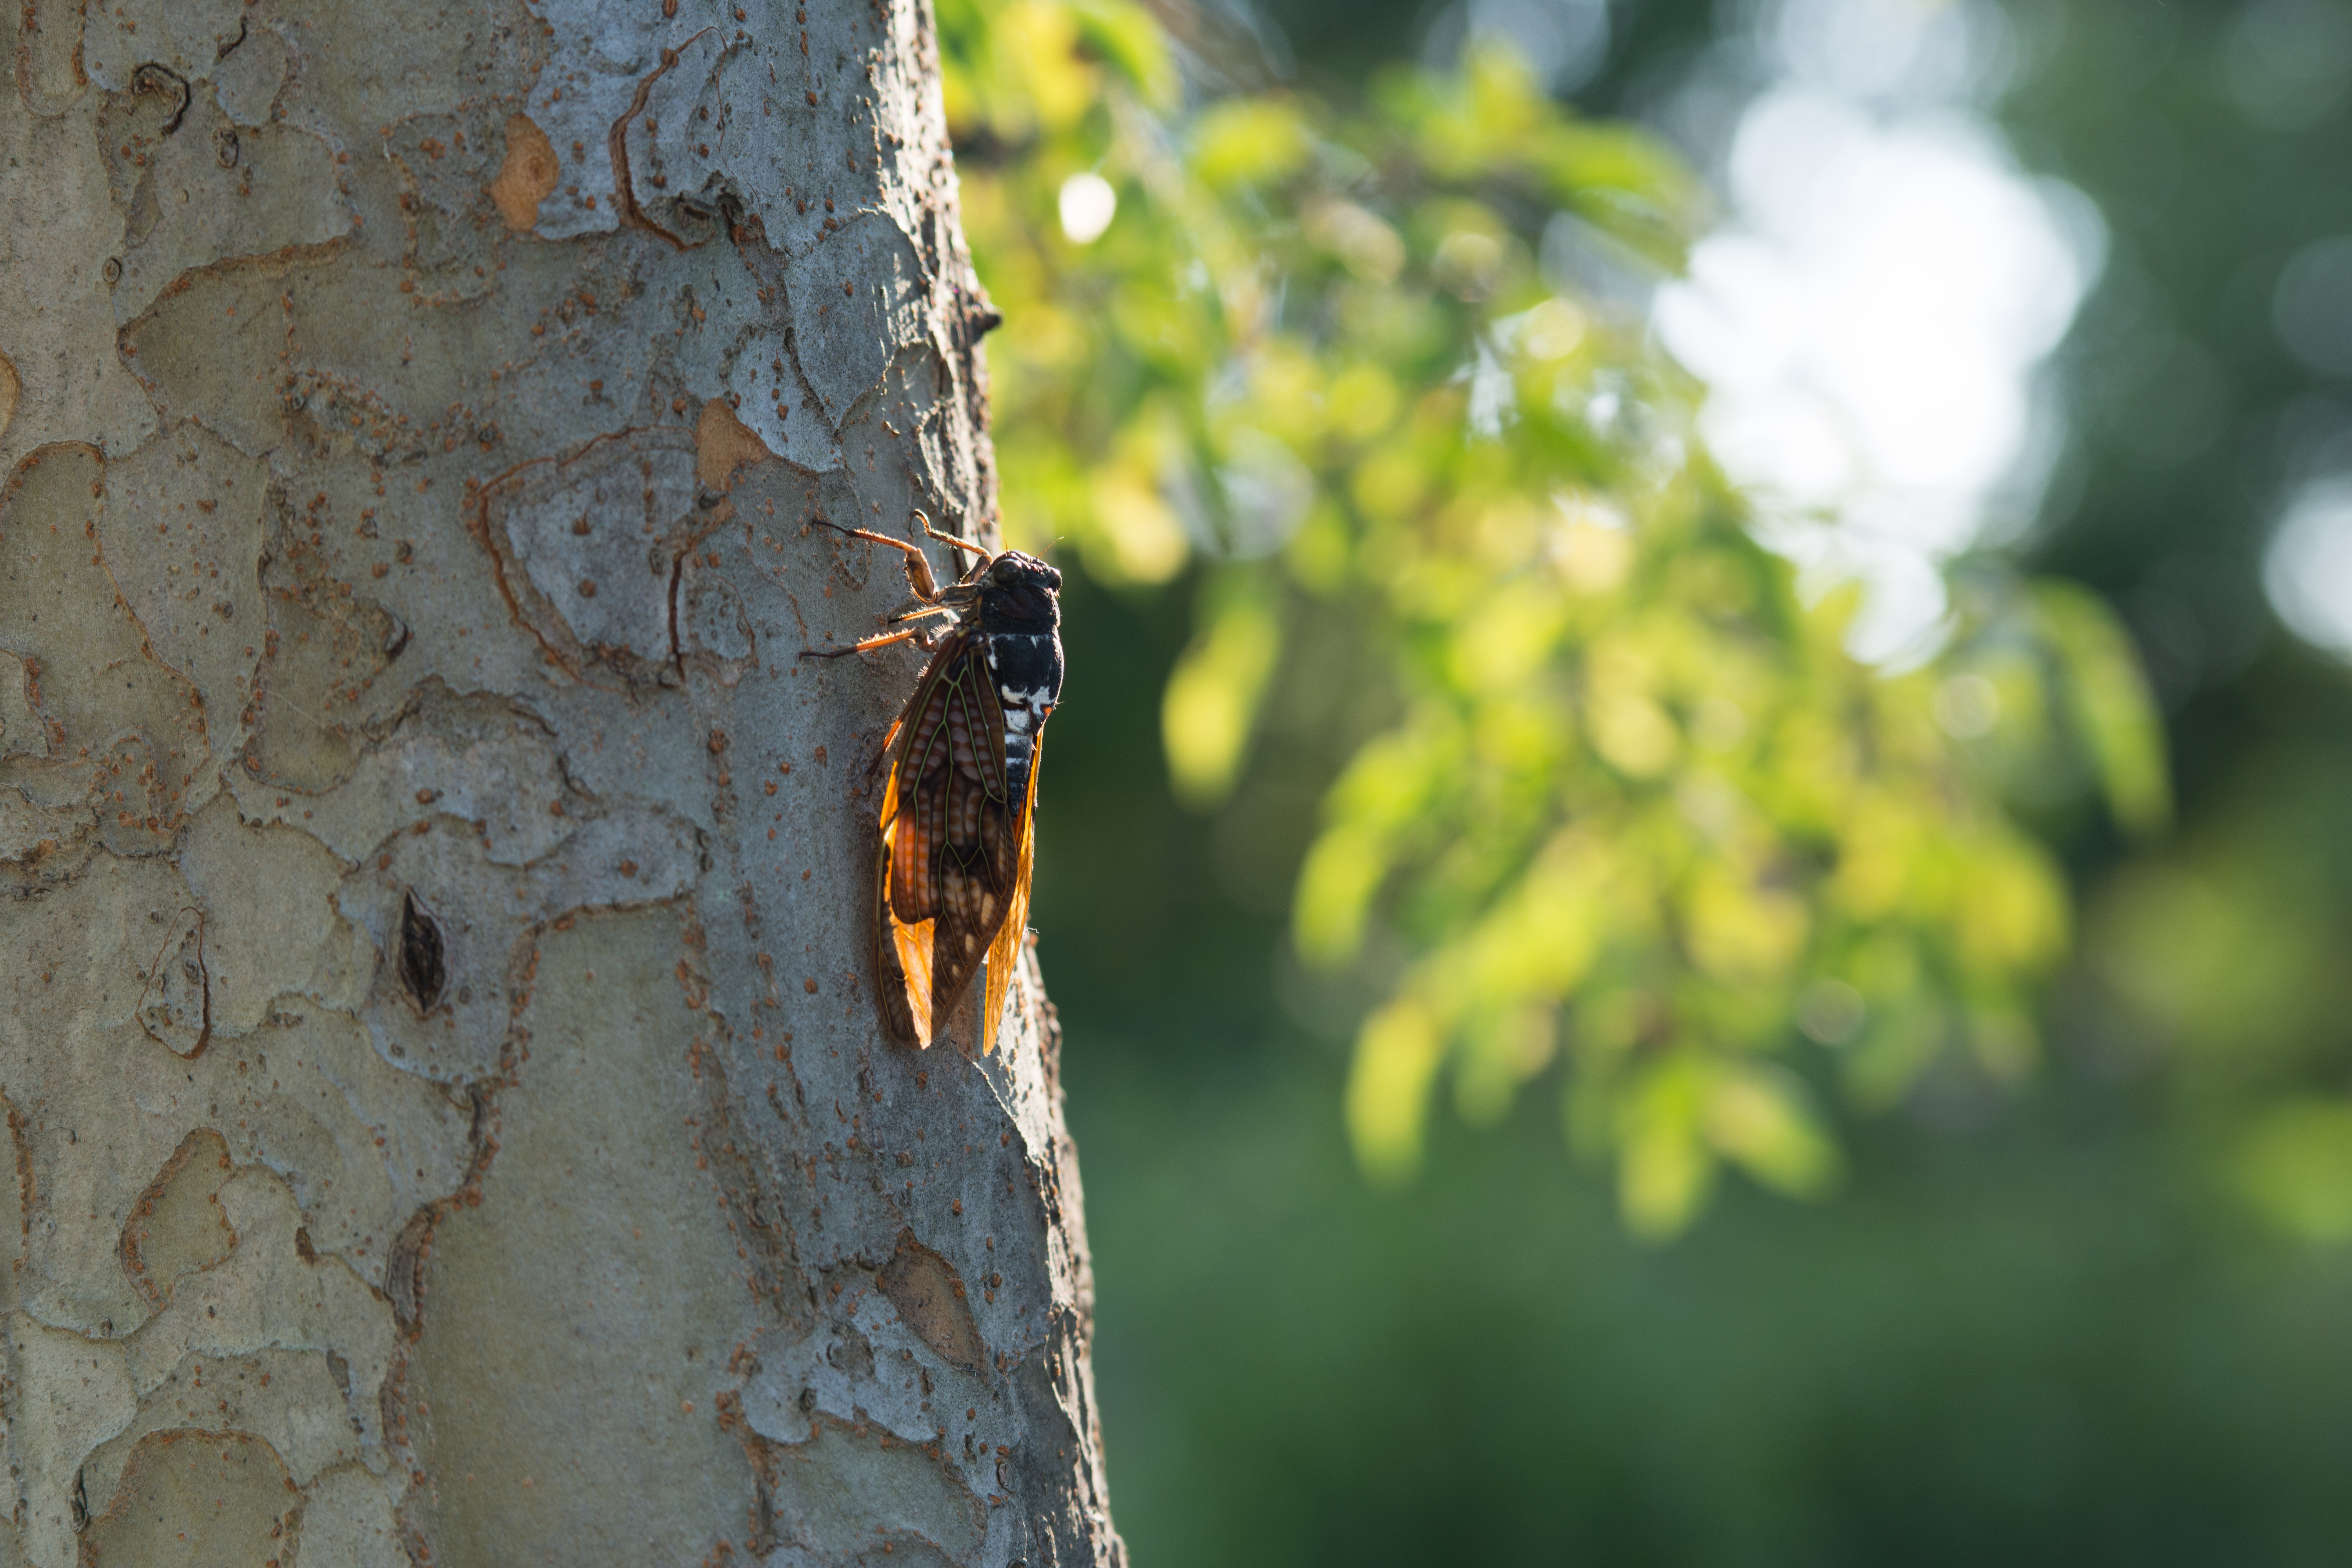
[972,550,1062,635]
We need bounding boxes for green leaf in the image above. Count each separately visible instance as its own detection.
[1705,1065,1842,1198]
[1190,98,1314,191]
[1347,998,1446,1184]
[1068,0,1176,106]
[1163,571,1282,807]
[1616,1057,1715,1240]
[1294,823,1390,967]
[2033,578,2173,838]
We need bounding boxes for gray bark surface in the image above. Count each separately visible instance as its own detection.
[0,0,1122,1562]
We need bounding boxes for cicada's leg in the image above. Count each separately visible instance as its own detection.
[799,625,931,660]
[913,508,993,565]
[809,517,942,601]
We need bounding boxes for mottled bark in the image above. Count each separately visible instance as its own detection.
[0,0,1120,1563]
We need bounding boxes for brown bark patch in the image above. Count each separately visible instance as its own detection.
[118,1129,238,1311]
[875,1228,987,1370]
[489,113,559,230]
[80,1428,299,1567]
[695,397,774,490]
[0,348,18,441]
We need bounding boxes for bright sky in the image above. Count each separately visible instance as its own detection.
[1652,0,2101,663]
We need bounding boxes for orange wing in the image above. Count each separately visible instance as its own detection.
[872,634,1021,1048]
[870,716,927,1043]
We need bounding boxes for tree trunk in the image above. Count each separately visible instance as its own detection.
[0,0,1121,1562]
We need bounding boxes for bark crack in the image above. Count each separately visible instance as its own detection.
[608,29,721,252]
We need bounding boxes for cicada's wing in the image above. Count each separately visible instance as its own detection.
[980,728,1044,1056]
[870,715,928,1043]
[873,631,1018,1047]
[921,648,1017,1045]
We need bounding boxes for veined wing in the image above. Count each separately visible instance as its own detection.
[871,715,927,1043]
[923,653,1017,1043]
[874,632,1017,1047]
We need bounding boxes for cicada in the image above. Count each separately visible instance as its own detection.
[804,512,1063,1053]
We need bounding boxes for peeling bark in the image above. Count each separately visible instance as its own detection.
[0,0,1121,1561]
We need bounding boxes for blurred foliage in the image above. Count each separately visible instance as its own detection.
[1993,0,2352,1250]
[920,0,2352,1559]
[939,0,2165,1232]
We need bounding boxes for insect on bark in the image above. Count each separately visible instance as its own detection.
[802,511,1063,1053]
